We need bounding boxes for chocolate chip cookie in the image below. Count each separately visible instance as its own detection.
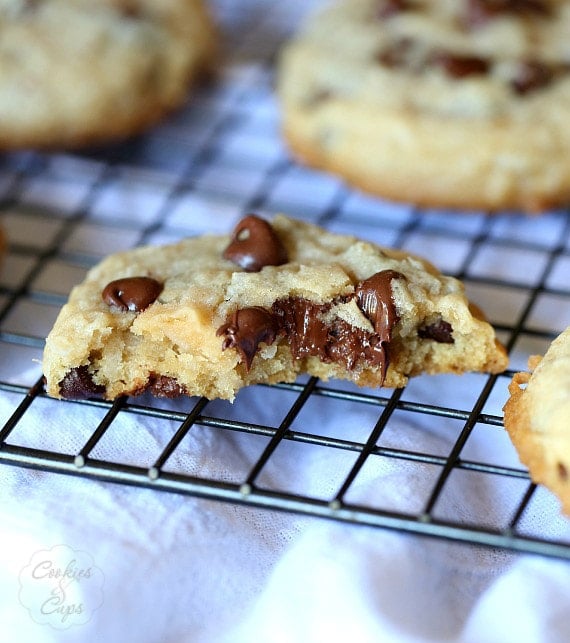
[0,225,5,266]
[43,214,508,402]
[0,0,216,149]
[277,0,570,212]
[503,326,570,514]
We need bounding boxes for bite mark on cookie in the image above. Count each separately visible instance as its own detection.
[218,270,404,382]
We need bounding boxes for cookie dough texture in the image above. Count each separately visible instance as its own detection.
[503,326,570,514]
[0,0,216,149]
[277,0,570,212]
[43,215,507,402]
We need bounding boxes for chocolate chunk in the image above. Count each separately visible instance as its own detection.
[272,298,389,372]
[377,38,414,69]
[465,0,549,28]
[145,375,187,398]
[418,319,454,344]
[117,0,143,19]
[558,462,568,481]
[355,270,403,340]
[377,0,412,19]
[272,299,329,362]
[431,52,490,78]
[511,60,553,95]
[223,214,288,272]
[218,271,404,381]
[102,276,162,312]
[59,365,105,400]
[217,307,281,370]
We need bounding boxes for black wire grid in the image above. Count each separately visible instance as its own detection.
[1,1,570,561]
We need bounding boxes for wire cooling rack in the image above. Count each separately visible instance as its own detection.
[1,0,570,561]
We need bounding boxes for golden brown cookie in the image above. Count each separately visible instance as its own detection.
[43,214,507,402]
[504,326,570,514]
[277,0,570,213]
[0,0,216,149]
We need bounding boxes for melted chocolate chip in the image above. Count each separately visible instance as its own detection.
[223,215,288,272]
[432,52,490,78]
[217,307,281,370]
[558,462,568,481]
[272,299,328,361]
[418,319,454,344]
[272,298,389,372]
[102,276,162,312]
[59,366,105,400]
[355,270,403,340]
[465,0,549,27]
[217,270,404,381]
[511,60,553,95]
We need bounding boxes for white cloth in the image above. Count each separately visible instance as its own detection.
[2,379,570,643]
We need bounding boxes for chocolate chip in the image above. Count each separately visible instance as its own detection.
[272,297,391,373]
[355,270,404,341]
[558,462,568,481]
[465,0,549,28]
[511,60,553,95]
[223,215,288,273]
[377,38,415,69]
[431,52,490,78]
[145,375,187,398]
[418,319,454,344]
[217,307,281,370]
[58,366,105,400]
[218,274,405,382]
[117,0,143,19]
[377,0,412,19]
[272,298,333,362]
[102,276,162,312]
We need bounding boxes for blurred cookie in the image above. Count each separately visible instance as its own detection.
[0,225,5,265]
[43,213,507,402]
[504,326,570,514]
[277,0,570,212]
[0,0,216,149]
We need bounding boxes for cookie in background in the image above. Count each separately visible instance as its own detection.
[277,0,570,213]
[504,326,570,515]
[0,0,216,150]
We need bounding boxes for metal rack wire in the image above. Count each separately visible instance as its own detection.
[1,0,570,561]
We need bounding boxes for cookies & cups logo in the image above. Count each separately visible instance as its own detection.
[18,544,104,629]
